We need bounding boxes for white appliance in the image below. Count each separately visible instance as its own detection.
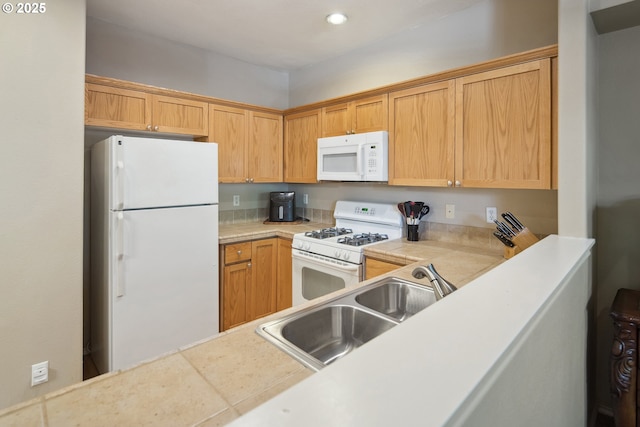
[292,201,403,306]
[90,135,219,373]
[317,131,389,182]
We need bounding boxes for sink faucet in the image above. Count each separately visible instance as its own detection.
[412,264,457,300]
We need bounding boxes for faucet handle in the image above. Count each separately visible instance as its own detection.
[411,264,457,300]
[426,264,457,292]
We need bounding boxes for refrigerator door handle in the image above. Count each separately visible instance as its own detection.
[115,212,125,297]
[114,140,125,210]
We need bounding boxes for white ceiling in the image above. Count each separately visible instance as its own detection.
[86,0,486,71]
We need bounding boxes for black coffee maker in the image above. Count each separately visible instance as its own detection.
[269,191,295,222]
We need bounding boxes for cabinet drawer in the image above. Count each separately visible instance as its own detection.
[225,242,252,264]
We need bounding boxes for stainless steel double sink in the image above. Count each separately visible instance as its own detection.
[256,277,437,371]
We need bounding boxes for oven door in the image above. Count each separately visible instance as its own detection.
[292,249,362,306]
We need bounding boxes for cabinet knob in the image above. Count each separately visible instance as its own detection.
[447,180,453,187]
[154,125,159,131]
[249,178,254,183]
[245,178,250,183]
[455,180,461,187]
[346,131,351,135]
[146,125,152,131]
[237,250,242,255]
[247,263,252,268]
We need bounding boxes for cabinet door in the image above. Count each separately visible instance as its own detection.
[551,56,558,190]
[248,239,278,320]
[321,95,388,137]
[85,83,151,131]
[276,238,292,311]
[455,59,551,189]
[209,104,248,183]
[322,103,350,137]
[248,111,283,183]
[351,95,388,134]
[284,109,321,183]
[152,95,208,136]
[222,262,250,331]
[364,257,403,280]
[388,81,456,186]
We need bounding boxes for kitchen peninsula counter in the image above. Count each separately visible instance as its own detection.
[0,223,513,426]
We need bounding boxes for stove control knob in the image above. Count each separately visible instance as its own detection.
[295,241,303,249]
[303,242,311,251]
[342,252,350,261]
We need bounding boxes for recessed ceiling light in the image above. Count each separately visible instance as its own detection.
[326,13,348,25]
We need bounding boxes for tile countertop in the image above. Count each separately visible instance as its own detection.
[0,222,504,426]
[218,220,325,244]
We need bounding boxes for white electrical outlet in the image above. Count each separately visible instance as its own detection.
[31,361,48,386]
[445,204,455,219]
[486,207,497,223]
[233,195,240,206]
[303,194,309,205]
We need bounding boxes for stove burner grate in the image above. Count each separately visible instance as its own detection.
[337,233,389,247]
[304,227,353,239]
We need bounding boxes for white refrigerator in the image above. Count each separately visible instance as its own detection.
[90,135,219,373]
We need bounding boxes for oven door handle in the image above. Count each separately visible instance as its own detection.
[292,250,360,271]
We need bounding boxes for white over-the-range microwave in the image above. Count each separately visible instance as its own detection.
[317,131,388,182]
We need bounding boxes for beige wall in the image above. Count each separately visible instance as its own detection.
[558,0,599,239]
[86,17,290,110]
[289,184,558,234]
[0,1,86,409]
[288,0,558,106]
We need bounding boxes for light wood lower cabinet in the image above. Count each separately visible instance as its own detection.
[221,237,291,331]
[276,238,292,311]
[222,261,250,330]
[364,257,405,280]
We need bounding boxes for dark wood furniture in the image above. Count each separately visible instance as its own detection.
[610,288,640,427]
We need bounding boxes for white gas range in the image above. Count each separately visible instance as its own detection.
[291,201,404,306]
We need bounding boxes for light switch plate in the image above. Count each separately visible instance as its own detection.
[31,361,48,386]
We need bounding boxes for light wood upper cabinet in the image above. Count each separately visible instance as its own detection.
[455,59,551,189]
[208,105,282,183]
[85,83,151,131]
[388,81,456,187]
[85,83,208,136]
[248,111,283,183]
[321,95,388,137]
[151,95,208,136]
[209,104,248,183]
[284,109,321,183]
[389,58,553,190]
